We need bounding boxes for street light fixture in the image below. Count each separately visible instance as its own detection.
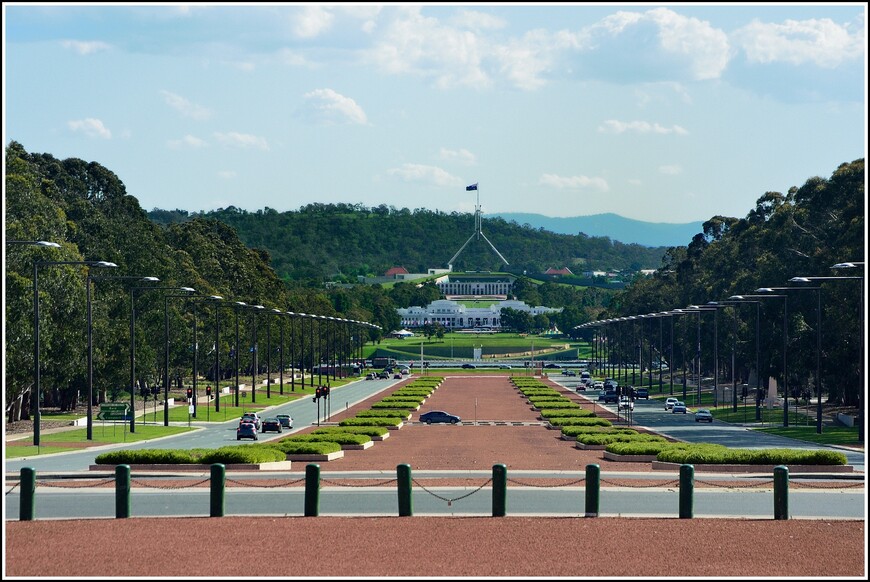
[727,297,764,421]
[32,259,117,446]
[742,291,789,427]
[231,301,247,407]
[192,295,224,418]
[163,287,196,426]
[830,261,866,441]
[86,274,157,440]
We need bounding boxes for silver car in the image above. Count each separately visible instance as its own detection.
[694,409,713,422]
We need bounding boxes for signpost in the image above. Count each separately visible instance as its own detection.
[96,403,129,421]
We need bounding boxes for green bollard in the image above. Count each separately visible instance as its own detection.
[115,464,131,519]
[774,465,789,520]
[585,464,600,517]
[492,464,507,517]
[304,463,320,517]
[210,463,225,517]
[679,464,694,519]
[397,463,413,517]
[19,467,35,521]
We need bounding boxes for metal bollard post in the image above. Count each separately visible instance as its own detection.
[115,464,131,519]
[585,464,600,517]
[304,463,320,517]
[774,465,789,520]
[397,463,413,516]
[210,463,225,517]
[679,464,694,519]
[19,467,35,521]
[492,464,507,517]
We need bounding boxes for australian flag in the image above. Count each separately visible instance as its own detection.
[466,183,478,191]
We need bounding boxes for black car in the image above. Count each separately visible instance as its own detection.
[261,418,282,433]
[236,423,258,441]
[544,363,561,369]
[377,371,390,379]
[634,388,649,400]
[461,363,476,369]
[276,414,293,428]
[602,390,618,404]
[419,410,461,424]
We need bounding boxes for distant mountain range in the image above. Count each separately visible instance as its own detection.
[486,212,703,248]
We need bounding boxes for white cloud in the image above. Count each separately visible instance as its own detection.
[67,118,111,139]
[440,148,476,165]
[733,17,865,68]
[598,120,688,135]
[659,164,682,175]
[301,88,368,125]
[167,135,208,149]
[161,91,212,120]
[213,132,270,150]
[217,170,236,180]
[386,163,464,188]
[539,173,609,191]
[292,5,335,39]
[61,40,110,55]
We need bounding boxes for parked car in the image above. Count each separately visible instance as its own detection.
[261,418,282,433]
[694,409,714,422]
[419,410,461,424]
[241,412,261,430]
[634,388,650,400]
[461,363,476,369]
[618,396,634,411]
[602,390,618,404]
[672,401,688,414]
[276,414,293,428]
[563,369,577,376]
[236,423,258,441]
[664,397,679,410]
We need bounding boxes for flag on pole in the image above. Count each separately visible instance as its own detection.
[466,183,478,191]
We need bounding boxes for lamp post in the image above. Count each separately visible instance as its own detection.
[248,304,265,402]
[232,302,247,407]
[727,297,763,420]
[32,259,116,446]
[686,305,718,407]
[831,262,865,442]
[740,292,789,426]
[790,275,863,435]
[163,288,196,426]
[191,295,223,418]
[86,274,156,440]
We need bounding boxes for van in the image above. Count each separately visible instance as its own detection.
[580,371,591,381]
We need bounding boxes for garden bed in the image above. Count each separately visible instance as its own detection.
[651,461,855,473]
[88,461,293,471]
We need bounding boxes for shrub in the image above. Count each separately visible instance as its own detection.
[577,433,667,446]
[606,441,681,456]
[355,409,411,418]
[340,417,403,427]
[534,402,581,410]
[270,440,342,455]
[283,433,371,445]
[538,408,592,418]
[657,444,848,465]
[312,426,390,438]
[371,401,419,410]
[199,446,286,464]
[546,417,612,427]
[560,426,637,438]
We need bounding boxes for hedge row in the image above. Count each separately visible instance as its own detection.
[94,446,286,465]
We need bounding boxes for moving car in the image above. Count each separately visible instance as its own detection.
[593,380,604,390]
[241,412,261,430]
[563,369,577,376]
[694,409,713,423]
[602,390,618,404]
[377,371,390,379]
[419,410,461,424]
[236,423,258,441]
[544,363,561,369]
[393,373,403,379]
[276,414,293,428]
[618,396,634,411]
[664,397,679,410]
[461,363,476,369]
[261,418,282,433]
[365,372,377,380]
[634,388,649,400]
[672,401,688,414]
[498,364,512,369]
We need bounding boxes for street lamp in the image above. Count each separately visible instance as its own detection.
[163,287,196,425]
[87,274,156,440]
[192,295,223,418]
[745,291,789,427]
[686,305,718,408]
[32,259,116,446]
[248,304,265,403]
[232,302,247,407]
[727,297,763,421]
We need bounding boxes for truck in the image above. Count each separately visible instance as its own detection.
[371,357,398,369]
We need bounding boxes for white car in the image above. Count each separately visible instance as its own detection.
[664,397,679,410]
[592,380,604,390]
[618,396,634,411]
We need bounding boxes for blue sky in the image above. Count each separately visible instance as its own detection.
[3,3,866,223]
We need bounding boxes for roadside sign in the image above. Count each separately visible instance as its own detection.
[188,405,194,414]
[97,403,128,421]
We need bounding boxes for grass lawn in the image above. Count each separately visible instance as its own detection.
[5,424,193,458]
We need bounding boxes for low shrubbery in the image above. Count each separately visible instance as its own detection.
[355,409,411,418]
[657,444,848,465]
[371,401,420,410]
[546,417,612,427]
[282,433,371,446]
[606,441,682,456]
[269,440,342,455]
[94,446,286,465]
[560,426,637,438]
[539,408,593,418]
[577,433,668,446]
[339,417,403,427]
[312,426,390,438]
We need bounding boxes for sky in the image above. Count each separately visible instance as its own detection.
[3,2,866,224]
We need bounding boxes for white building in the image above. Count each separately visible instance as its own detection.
[397,299,561,330]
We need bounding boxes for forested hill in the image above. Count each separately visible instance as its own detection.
[149,204,671,283]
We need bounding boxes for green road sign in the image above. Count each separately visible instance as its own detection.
[97,403,129,421]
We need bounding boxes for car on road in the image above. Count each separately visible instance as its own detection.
[276,414,293,428]
[593,380,604,390]
[618,396,634,411]
[261,418,282,433]
[634,388,649,400]
[602,390,618,404]
[236,423,258,441]
[498,364,512,369]
[241,412,261,430]
[563,369,577,376]
[461,363,476,369]
[365,372,377,380]
[401,367,411,375]
[393,373,403,379]
[544,363,561,369]
[576,383,587,392]
[604,379,619,390]
[694,409,713,422]
[672,401,688,414]
[377,371,390,379]
[664,397,679,410]
[419,410,461,424]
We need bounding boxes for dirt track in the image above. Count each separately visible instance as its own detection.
[4,375,866,578]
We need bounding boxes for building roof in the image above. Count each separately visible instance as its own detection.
[544,267,573,276]
[385,266,410,277]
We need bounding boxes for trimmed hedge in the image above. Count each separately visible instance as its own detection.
[578,433,668,446]
[546,417,612,427]
[371,402,420,410]
[283,433,371,446]
[538,408,593,418]
[339,417,403,427]
[607,441,685,456]
[560,426,638,438]
[657,444,848,465]
[270,440,342,455]
[312,426,390,438]
[355,409,411,418]
[533,402,581,410]
[94,446,286,465]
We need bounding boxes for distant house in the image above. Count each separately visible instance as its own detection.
[544,267,573,277]
[385,266,409,277]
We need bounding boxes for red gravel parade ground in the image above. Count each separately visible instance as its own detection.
[4,375,866,578]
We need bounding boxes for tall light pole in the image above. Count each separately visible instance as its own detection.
[232,302,247,407]
[32,259,116,446]
[727,297,763,420]
[791,275,863,435]
[742,291,789,426]
[86,274,156,440]
[192,295,223,418]
[163,288,196,426]
[831,262,865,442]
[686,305,718,407]
[248,304,265,403]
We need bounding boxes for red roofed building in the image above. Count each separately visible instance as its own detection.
[544,267,573,277]
[385,266,410,278]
